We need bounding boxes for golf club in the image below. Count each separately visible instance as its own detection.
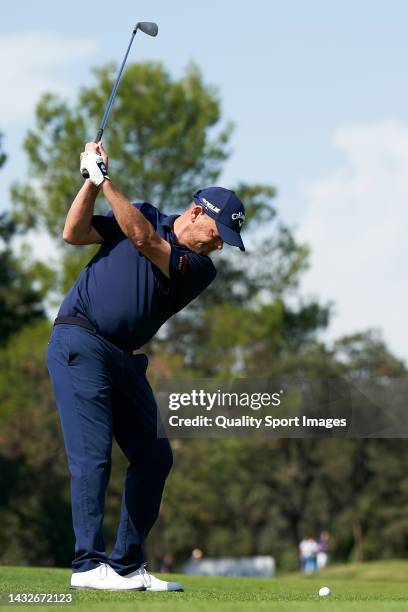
[82,21,158,178]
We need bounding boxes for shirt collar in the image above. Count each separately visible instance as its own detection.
[161,214,180,230]
[161,213,193,252]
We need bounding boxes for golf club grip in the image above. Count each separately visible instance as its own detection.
[95,128,104,143]
[81,128,104,178]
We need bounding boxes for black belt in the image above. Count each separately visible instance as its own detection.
[53,316,134,353]
[54,315,96,333]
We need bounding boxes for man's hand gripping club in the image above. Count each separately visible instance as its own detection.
[80,142,110,186]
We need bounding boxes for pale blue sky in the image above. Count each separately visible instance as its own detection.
[2,0,408,360]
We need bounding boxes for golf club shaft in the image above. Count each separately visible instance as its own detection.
[81,27,138,178]
[96,28,138,140]
[81,21,157,178]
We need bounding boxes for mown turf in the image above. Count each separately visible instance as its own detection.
[1,560,408,611]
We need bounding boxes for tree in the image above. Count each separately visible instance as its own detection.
[0,220,46,345]
[0,320,74,565]
[0,132,6,169]
[0,136,51,345]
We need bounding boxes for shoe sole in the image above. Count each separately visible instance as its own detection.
[70,586,146,591]
[146,587,184,592]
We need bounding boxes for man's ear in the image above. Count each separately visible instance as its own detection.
[190,205,204,223]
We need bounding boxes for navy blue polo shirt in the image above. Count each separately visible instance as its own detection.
[58,203,216,351]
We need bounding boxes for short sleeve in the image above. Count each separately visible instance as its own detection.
[91,210,123,242]
[168,244,216,303]
[91,203,147,243]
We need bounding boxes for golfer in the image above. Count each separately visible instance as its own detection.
[46,141,246,591]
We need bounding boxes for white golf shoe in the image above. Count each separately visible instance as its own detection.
[124,562,184,591]
[70,562,145,591]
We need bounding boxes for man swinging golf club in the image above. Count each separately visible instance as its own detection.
[46,140,246,591]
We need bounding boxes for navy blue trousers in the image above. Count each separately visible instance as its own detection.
[46,324,173,575]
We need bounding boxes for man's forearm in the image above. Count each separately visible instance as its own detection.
[102,180,155,246]
[63,181,100,241]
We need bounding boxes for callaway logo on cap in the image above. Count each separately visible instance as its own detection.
[193,186,246,251]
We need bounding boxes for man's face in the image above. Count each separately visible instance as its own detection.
[188,207,224,255]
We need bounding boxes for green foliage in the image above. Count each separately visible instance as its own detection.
[0,213,49,346]
[0,321,73,566]
[333,331,407,379]
[11,94,87,236]
[159,434,408,570]
[0,132,6,168]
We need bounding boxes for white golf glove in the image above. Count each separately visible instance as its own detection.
[80,152,110,186]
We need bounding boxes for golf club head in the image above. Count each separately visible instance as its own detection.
[135,22,158,37]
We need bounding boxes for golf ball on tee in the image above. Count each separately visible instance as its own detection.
[319,586,331,597]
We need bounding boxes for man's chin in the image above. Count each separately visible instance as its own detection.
[200,246,216,255]
[188,243,217,255]
[192,244,210,255]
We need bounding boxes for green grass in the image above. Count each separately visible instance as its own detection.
[0,560,408,611]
